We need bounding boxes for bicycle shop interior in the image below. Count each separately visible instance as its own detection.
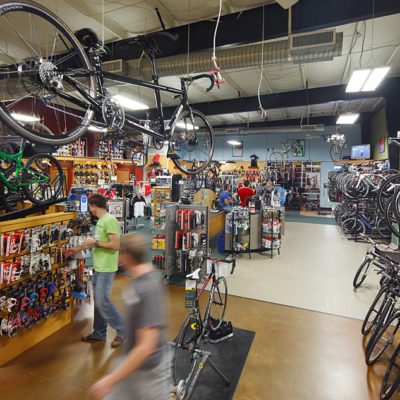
[0,1,400,400]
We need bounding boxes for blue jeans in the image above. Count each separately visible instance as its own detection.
[92,270,124,340]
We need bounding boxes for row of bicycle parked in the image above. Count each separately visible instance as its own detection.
[353,234,400,399]
[329,163,400,239]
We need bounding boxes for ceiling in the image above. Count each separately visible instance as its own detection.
[2,0,400,130]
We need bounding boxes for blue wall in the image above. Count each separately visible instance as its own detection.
[215,124,362,208]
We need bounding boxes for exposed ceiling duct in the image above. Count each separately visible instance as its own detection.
[105,32,343,80]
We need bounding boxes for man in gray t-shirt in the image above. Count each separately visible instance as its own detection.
[90,233,169,400]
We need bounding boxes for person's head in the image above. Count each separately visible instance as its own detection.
[119,232,148,269]
[244,180,250,187]
[223,184,230,192]
[266,181,272,189]
[88,194,107,217]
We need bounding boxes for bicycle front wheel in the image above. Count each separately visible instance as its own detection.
[353,257,372,289]
[22,153,64,204]
[173,312,202,393]
[209,277,228,330]
[170,108,214,175]
[380,343,400,400]
[0,1,95,145]
[330,145,342,162]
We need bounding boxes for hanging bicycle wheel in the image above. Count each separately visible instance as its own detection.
[173,311,202,397]
[0,1,95,145]
[380,343,400,400]
[22,153,64,205]
[269,152,284,163]
[131,147,148,168]
[0,167,25,211]
[330,144,342,162]
[169,108,214,175]
[208,277,227,330]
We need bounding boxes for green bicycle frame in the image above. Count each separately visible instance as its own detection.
[0,149,50,191]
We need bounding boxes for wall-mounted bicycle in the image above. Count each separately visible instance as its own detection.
[0,0,215,175]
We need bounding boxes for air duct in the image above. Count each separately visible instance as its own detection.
[125,33,343,80]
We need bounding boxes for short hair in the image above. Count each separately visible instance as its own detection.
[120,232,148,264]
[223,184,230,191]
[89,193,107,209]
[244,180,250,187]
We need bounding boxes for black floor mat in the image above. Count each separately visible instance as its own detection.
[179,327,255,400]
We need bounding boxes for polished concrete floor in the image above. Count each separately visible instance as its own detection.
[1,276,385,400]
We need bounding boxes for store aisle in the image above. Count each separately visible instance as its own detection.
[1,279,382,400]
[226,221,379,320]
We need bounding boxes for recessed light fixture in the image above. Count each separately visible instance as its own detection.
[227,140,241,145]
[112,95,149,110]
[336,113,359,124]
[346,67,390,92]
[11,113,40,122]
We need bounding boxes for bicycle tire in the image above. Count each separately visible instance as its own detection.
[378,174,400,214]
[269,151,284,163]
[208,277,228,330]
[366,312,400,365]
[392,187,400,225]
[377,218,392,239]
[193,173,204,190]
[170,108,214,175]
[0,0,95,145]
[0,167,25,211]
[342,217,365,235]
[353,257,372,289]
[330,145,342,162]
[385,202,400,239]
[362,286,389,335]
[131,148,148,168]
[173,311,202,391]
[151,137,164,150]
[380,342,400,400]
[22,153,64,205]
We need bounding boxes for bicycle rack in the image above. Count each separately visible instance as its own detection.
[0,197,67,222]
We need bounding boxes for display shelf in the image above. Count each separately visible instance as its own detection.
[55,156,132,164]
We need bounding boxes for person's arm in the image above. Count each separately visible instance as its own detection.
[84,233,120,251]
[232,192,239,203]
[90,327,160,399]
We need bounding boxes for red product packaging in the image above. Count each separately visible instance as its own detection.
[8,232,20,256]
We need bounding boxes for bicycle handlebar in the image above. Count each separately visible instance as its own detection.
[203,254,236,274]
[182,74,215,92]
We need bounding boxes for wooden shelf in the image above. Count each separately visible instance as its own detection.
[55,156,132,164]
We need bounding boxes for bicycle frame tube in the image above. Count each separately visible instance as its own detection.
[0,149,24,190]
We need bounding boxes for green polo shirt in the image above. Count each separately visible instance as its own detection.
[93,213,120,272]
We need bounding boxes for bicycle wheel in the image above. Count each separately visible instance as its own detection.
[362,286,389,335]
[0,167,25,211]
[151,137,164,150]
[378,174,400,214]
[366,312,400,365]
[173,312,202,393]
[342,217,365,235]
[0,1,95,145]
[131,147,148,168]
[170,108,214,175]
[377,218,392,239]
[193,173,204,190]
[330,145,342,162]
[208,277,227,330]
[22,153,64,205]
[353,257,372,289]
[269,152,284,163]
[385,202,400,239]
[380,343,400,400]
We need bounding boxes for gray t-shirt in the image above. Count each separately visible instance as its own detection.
[123,269,166,370]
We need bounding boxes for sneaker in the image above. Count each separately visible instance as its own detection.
[81,333,105,343]
[111,335,124,348]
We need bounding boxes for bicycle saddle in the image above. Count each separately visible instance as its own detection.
[75,28,101,48]
[187,268,201,280]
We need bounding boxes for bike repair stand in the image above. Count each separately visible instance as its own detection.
[169,342,230,400]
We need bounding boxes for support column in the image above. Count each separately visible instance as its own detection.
[386,95,400,170]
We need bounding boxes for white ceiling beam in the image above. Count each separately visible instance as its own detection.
[222,72,246,96]
[143,0,180,29]
[260,69,275,93]
[356,99,367,113]
[372,97,383,111]
[340,22,360,84]
[299,64,307,89]
[65,0,129,39]
[222,0,234,15]
[386,44,400,66]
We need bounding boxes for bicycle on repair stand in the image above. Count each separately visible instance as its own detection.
[0,1,216,175]
[173,254,236,400]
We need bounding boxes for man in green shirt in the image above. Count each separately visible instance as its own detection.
[66,194,125,348]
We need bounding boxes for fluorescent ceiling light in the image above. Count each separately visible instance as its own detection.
[346,67,390,92]
[11,113,40,122]
[346,69,370,92]
[176,122,198,130]
[88,125,107,132]
[112,95,149,110]
[336,113,359,124]
[227,140,241,145]
[362,67,390,91]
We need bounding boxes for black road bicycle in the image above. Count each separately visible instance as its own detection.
[173,255,236,399]
[0,0,215,175]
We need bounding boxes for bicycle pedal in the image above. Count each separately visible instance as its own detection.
[168,152,180,160]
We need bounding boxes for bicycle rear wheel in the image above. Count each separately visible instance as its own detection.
[0,1,95,145]
[173,312,202,395]
[22,153,64,204]
[362,286,388,335]
[353,257,372,289]
[170,108,214,175]
[0,167,25,211]
[330,145,342,162]
[209,277,227,330]
[380,343,400,400]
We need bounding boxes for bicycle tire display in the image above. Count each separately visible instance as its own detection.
[22,153,64,205]
[173,312,201,393]
[208,277,227,330]
[380,343,400,400]
[170,108,214,175]
[0,0,95,145]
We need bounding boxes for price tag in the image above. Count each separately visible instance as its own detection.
[218,262,229,277]
[98,179,105,185]
[79,194,88,213]
[111,176,117,181]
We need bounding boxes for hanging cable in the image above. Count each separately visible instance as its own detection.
[101,0,105,47]
[210,0,224,87]
[257,5,267,119]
